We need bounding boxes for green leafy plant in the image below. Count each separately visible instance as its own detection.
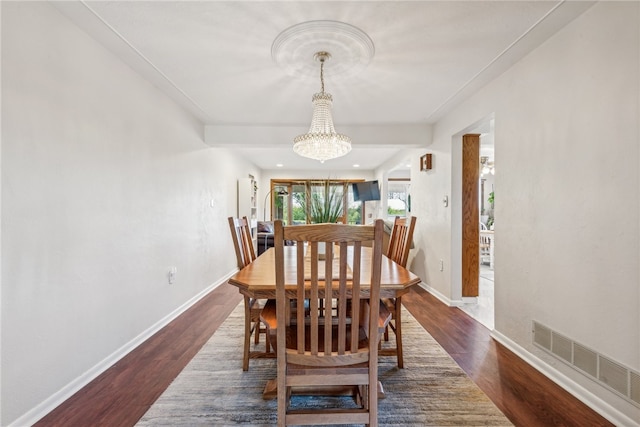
[306,180,344,224]
[488,191,494,206]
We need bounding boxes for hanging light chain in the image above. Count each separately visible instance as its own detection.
[314,51,330,94]
[320,57,325,93]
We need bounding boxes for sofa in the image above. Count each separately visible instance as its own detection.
[256,221,275,255]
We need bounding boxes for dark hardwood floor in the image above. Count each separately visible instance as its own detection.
[35,282,613,426]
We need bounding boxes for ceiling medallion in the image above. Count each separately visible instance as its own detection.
[271,20,375,80]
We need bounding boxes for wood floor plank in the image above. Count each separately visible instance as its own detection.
[402,286,613,427]
[34,282,613,426]
[34,283,241,427]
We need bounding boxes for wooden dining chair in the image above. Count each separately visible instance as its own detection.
[381,215,416,369]
[228,216,270,371]
[229,216,257,269]
[274,220,390,427]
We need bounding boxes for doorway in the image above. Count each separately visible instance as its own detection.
[456,118,495,330]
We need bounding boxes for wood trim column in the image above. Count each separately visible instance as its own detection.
[462,134,480,297]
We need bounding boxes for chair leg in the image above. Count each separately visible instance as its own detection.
[395,296,403,369]
[249,299,273,355]
[370,382,378,427]
[242,296,252,371]
[254,314,261,345]
[264,317,271,353]
[277,384,287,427]
[382,299,390,341]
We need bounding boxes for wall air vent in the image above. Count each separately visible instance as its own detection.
[573,343,598,378]
[533,322,551,350]
[630,371,640,405]
[551,331,572,363]
[599,356,629,397]
[533,321,639,408]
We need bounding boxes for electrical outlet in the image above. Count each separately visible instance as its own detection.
[439,259,444,271]
[168,266,177,284]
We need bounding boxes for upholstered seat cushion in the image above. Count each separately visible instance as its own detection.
[257,221,294,255]
[257,221,274,255]
[257,221,274,234]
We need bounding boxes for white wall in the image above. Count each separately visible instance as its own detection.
[374,150,428,230]
[411,2,639,423]
[408,142,452,297]
[1,3,257,425]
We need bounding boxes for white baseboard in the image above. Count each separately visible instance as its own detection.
[9,269,238,427]
[419,282,463,307]
[491,330,639,427]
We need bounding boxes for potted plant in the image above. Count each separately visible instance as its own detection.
[487,191,495,229]
[306,180,344,224]
[305,180,344,259]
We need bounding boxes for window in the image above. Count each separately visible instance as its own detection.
[347,188,363,225]
[387,179,410,220]
[268,179,366,225]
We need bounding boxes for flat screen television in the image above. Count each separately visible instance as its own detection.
[352,180,381,202]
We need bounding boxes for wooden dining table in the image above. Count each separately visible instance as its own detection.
[229,245,421,299]
[228,245,422,398]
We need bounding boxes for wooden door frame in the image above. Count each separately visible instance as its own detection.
[451,115,494,306]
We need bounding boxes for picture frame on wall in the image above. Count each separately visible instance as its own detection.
[420,153,432,171]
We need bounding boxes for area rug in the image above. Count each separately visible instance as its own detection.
[136,304,512,426]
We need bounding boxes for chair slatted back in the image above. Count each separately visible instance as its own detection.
[274,220,384,363]
[387,216,417,268]
[228,216,257,269]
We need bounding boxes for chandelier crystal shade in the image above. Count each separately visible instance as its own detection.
[293,52,352,163]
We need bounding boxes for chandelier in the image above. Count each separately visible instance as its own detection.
[293,52,352,163]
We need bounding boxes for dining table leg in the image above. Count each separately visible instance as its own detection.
[394,296,403,369]
[242,295,251,371]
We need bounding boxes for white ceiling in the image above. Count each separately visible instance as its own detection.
[54,1,593,171]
